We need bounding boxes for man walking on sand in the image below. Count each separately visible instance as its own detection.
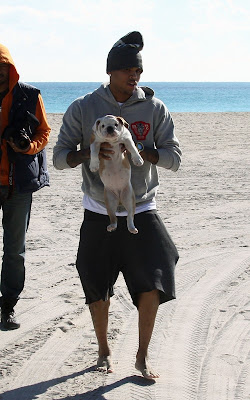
[0,44,50,330]
[53,31,181,379]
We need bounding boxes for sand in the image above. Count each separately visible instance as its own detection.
[0,112,249,400]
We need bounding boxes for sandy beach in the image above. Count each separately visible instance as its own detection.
[0,112,249,400]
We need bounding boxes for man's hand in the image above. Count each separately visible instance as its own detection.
[138,147,159,165]
[99,142,115,160]
[125,143,159,165]
[99,142,127,160]
[7,138,31,153]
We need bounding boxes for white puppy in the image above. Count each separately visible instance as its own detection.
[90,115,144,234]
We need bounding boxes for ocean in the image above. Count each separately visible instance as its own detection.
[28,82,250,114]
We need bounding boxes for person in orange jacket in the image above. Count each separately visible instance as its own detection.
[0,43,50,330]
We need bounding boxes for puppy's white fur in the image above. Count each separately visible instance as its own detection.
[90,115,144,234]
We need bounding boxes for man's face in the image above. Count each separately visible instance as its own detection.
[109,67,142,102]
[0,63,10,91]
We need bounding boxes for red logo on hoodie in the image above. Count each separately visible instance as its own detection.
[131,121,150,140]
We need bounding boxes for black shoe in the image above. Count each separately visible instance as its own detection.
[1,310,20,330]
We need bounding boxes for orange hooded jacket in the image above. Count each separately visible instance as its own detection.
[0,43,51,187]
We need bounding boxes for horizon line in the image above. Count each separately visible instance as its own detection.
[26,81,250,84]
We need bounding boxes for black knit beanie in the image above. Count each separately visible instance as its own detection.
[106,31,144,73]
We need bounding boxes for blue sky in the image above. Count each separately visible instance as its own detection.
[0,0,249,82]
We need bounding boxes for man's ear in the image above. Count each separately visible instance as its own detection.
[116,116,129,129]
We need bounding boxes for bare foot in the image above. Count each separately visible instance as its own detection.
[96,355,114,373]
[135,358,160,380]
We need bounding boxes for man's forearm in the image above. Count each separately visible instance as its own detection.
[66,148,90,168]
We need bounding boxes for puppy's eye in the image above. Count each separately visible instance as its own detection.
[115,123,118,127]
[101,124,105,128]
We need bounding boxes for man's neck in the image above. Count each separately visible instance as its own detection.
[109,85,132,103]
[0,83,9,94]
[111,92,131,103]
[0,87,9,107]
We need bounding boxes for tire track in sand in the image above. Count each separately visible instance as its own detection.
[0,308,92,400]
[0,275,136,400]
[102,252,217,400]
[101,250,250,400]
[1,251,249,399]
[155,250,250,400]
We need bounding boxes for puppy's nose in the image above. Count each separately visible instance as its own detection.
[107,126,114,134]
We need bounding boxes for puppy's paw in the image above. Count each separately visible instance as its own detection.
[132,155,144,167]
[127,218,138,234]
[89,160,100,172]
[129,227,138,234]
[107,223,117,232]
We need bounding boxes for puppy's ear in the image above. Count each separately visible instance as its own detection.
[116,116,129,129]
[92,119,101,132]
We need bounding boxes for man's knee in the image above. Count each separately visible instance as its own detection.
[89,298,110,311]
[137,289,160,306]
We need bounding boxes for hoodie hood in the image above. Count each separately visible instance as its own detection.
[0,43,19,92]
[94,82,155,106]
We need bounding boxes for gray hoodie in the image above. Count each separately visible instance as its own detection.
[53,83,181,207]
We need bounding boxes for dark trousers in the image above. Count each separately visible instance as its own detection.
[0,190,32,304]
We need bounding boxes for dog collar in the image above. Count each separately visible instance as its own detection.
[136,142,144,153]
